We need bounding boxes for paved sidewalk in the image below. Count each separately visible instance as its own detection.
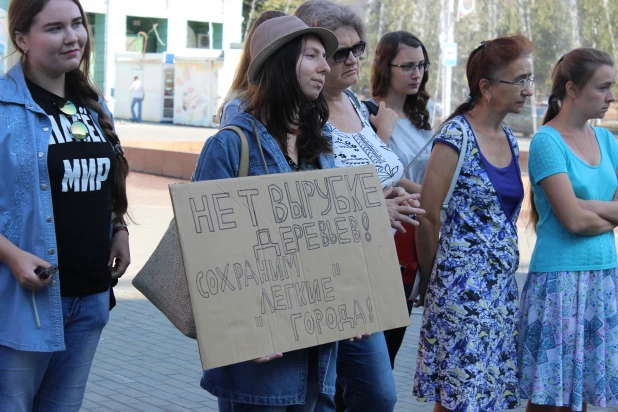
[115,121,218,143]
[83,172,615,411]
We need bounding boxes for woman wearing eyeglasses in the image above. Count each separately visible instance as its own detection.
[0,0,130,410]
[413,36,533,412]
[295,2,423,412]
[364,31,433,370]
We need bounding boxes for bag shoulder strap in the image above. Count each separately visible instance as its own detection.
[343,88,362,110]
[361,100,379,132]
[220,125,250,177]
[441,119,469,210]
[362,100,379,116]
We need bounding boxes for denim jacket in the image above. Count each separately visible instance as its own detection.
[0,62,113,352]
[195,112,338,405]
[218,97,244,129]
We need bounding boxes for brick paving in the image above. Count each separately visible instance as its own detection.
[82,171,616,411]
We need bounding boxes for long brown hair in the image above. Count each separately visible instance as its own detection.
[528,48,614,230]
[9,0,130,225]
[444,35,534,123]
[244,36,331,162]
[216,10,287,120]
[371,31,431,131]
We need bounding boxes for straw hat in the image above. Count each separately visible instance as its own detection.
[248,15,338,84]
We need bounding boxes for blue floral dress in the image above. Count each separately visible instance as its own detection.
[413,116,523,411]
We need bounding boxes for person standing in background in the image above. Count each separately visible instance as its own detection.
[130,75,145,122]
[365,31,433,369]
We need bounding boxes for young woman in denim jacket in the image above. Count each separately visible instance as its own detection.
[193,16,363,412]
[0,0,130,410]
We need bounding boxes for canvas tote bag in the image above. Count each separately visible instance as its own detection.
[132,125,253,339]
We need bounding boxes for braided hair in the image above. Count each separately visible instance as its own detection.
[9,0,130,225]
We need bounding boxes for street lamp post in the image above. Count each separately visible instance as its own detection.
[441,0,456,120]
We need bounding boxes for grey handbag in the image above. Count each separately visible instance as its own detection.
[132,125,252,339]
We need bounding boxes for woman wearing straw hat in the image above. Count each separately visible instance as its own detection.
[193,15,347,412]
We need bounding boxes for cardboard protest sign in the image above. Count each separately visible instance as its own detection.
[169,165,410,370]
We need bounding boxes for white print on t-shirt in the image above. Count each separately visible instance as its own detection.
[48,107,106,145]
[61,157,111,192]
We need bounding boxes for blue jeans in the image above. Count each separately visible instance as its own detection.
[0,289,109,412]
[318,332,397,412]
[219,349,326,412]
[131,97,143,122]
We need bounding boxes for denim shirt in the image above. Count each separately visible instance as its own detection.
[0,62,114,352]
[195,112,338,405]
[218,97,244,129]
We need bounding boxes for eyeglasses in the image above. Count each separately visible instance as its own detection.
[390,61,430,75]
[332,41,366,63]
[498,76,535,91]
[57,99,89,140]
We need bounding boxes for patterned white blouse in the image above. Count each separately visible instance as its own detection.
[327,91,404,189]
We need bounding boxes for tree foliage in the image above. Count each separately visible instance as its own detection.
[242,0,618,116]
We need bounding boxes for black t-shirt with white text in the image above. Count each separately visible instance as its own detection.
[27,79,116,297]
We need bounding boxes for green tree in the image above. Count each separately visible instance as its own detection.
[241,0,618,120]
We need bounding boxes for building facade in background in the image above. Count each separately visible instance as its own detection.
[0,0,243,127]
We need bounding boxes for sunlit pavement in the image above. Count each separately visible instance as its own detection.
[82,157,618,411]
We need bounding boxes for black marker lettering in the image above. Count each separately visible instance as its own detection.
[334,217,351,244]
[290,313,302,341]
[268,184,288,223]
[329,175,350,214]
[344,174,364,212]
[213,193,236,230]
[237,189,260,227]
[322,277,335,302]
[189,196,214,233]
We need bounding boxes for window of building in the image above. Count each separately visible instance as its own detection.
[86,12,106,91]
[126,16,168,53]
[187,21,223,50]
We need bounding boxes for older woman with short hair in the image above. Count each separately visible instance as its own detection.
[295,2,418,411]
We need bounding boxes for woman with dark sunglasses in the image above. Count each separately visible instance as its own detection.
[295,2,423,412]
[365,31,433,370]
[0,0,130,410]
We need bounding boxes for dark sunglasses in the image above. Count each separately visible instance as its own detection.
[332,41,366,63]
[57,99,89,140]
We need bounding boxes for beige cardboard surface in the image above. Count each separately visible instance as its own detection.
[169,165,410,370]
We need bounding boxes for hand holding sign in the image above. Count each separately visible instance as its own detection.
[252,352,283,363]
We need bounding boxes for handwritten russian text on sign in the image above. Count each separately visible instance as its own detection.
[169,165,410,370]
